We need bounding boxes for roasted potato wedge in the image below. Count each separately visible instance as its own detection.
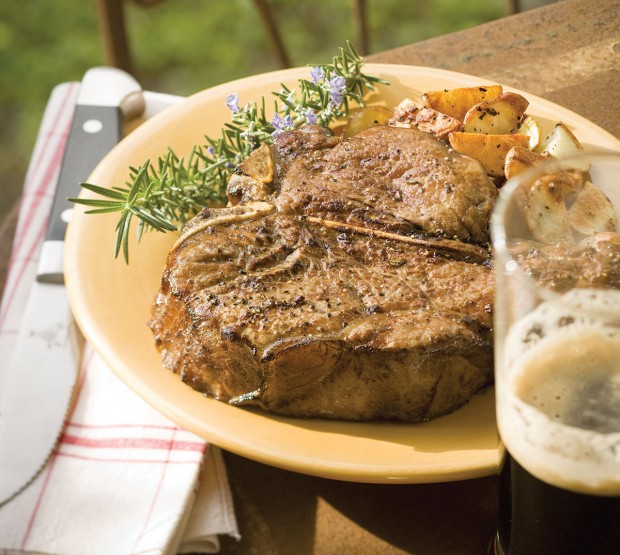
[538,122,590,170]
[504,145,548,180]
[568,180,617,236]
[515,115,542,149]
[520,168,613,243]
[343,106,393,138]
[390,98,462,140]
[449,132,530,176]
[463,92,529,135]
[422,85,503,122]
[524,174,572,244]
[554,169,589,204]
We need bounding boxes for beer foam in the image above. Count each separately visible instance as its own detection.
[498,289,620,495]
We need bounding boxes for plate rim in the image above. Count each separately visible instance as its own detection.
[65,63,620,484]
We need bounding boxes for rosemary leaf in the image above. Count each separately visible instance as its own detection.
[73,182,127,200]
[73,41,389,262]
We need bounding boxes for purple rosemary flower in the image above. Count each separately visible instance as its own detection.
[304,108,318,125]
[206,146,215,157]
[310,66,324,84]
[270,113,294,135]
[226,93,240,113]
[327,75,346,105]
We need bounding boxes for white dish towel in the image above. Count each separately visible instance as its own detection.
[0,82,240,555]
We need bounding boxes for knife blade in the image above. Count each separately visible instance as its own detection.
[0,67,143,506]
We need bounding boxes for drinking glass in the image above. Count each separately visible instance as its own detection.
[490,152,620,554]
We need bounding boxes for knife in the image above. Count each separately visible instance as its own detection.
[0,67,143,506]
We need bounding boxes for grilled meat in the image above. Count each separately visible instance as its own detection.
[150,125,497,422]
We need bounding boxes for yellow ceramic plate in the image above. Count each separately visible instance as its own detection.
[65,64,620,484]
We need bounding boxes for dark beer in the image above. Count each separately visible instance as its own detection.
[494,452,620,555]
[494,290,620,554]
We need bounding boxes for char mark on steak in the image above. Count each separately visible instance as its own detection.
[151,124,497,422]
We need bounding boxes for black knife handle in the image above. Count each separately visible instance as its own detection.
[38,104,122,283]
[47,104,122,242]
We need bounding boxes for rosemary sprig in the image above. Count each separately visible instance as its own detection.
[70,42,388,262]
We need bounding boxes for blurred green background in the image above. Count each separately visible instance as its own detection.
[0,0,516,223]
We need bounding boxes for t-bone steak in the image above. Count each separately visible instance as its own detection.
[149,125,497,422]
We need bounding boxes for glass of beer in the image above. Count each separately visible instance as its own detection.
[490,152,620,554]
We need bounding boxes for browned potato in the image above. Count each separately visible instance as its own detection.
[389,98,462,140]
[568,180,617,235]
[515,115,542,149]
[525,174,572,244]
[343,106,393,138]
[422,84,503,122]
[538,122,590,170]
[504,145,549,180]
[449,132,530,176]
[521,170,616,243]
[463,92,529,135]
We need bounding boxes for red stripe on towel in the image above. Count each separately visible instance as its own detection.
[55,451,203,465]
[60,433,205,452]
[67,421,180,432]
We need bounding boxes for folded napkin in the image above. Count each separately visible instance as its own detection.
[0,83,240,555]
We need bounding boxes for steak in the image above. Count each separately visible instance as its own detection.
[150,125,497,422]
